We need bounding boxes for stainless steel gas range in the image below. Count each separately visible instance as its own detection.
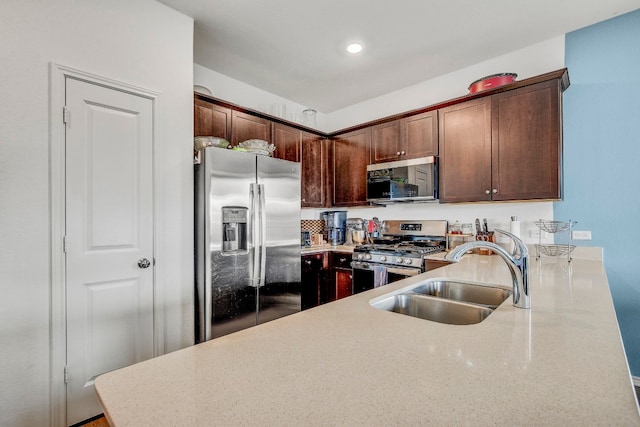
[351,220,448,294]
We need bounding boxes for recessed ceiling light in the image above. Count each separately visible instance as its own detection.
[346,43,363,54]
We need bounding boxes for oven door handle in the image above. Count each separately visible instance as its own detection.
[352,262,422,277]
[386,266,422,276]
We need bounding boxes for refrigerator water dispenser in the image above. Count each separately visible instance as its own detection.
[221,206,248,254]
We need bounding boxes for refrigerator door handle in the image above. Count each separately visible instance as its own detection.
[250,183,260,288]
[258,184,267,287]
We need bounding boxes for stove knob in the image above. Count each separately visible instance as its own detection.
[380,256,387,262]
[405,258,413,265]
[396,257,404,264]
[365,254,372,261]
[356,253,364,260]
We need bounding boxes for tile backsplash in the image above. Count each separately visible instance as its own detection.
[301,220,324,234]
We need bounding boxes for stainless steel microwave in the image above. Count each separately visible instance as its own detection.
[366,156,438,204]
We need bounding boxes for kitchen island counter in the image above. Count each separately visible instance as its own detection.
[95,253,639,425]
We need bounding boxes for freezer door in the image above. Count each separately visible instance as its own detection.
[256,156,302,324]
[198,149,259,341]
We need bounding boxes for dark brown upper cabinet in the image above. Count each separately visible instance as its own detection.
[371,120,401,163]
[439,79,563,202]
[301,135,332,208]
[231,111,271,146]
[272,122,301,162]
[333,128,371,207]
[194,99,231,140]
[399,110,438,158]
[490,80,561,201]
[371,110,438,164]
[438,98,492,202]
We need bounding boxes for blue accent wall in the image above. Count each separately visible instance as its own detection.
[558,9,640,376]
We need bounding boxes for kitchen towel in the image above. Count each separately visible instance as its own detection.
[373,265,388,288]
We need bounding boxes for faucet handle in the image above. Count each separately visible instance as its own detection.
[494,229,528,260]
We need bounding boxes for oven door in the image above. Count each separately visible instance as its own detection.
[352,262,421,294]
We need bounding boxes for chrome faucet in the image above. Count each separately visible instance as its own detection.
[444,229,530,309]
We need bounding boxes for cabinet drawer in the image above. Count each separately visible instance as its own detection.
[331,252,352,269]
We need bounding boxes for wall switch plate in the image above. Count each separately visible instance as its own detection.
[572,230,592,240]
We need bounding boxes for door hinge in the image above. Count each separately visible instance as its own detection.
[63,106,70,125]
[63,235,67,253]
[64,366,69,384]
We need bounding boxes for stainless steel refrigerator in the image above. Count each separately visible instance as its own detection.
[195,148,301,343]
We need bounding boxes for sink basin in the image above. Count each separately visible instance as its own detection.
[372,294,493,325]
[408,280,511,309]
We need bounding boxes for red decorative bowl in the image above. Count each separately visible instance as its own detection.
[468,73,517,94]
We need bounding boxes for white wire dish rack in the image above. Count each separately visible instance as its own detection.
[534,219,577,262]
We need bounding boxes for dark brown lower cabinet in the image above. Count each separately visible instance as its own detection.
[301,253,328,310]
[424,259,451,271]
[331,252,352,301]
[301,251,352,309]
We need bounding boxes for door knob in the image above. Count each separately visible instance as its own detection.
[138,258,151,269]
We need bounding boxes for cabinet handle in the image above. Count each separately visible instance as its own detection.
[485,189,491,195]
[339,257,347,262]
[396,151,401,156]
[400,150,406,155]
[304,260,312,265]
[492,189,498,194]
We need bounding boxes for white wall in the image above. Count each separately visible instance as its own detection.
[0,1,193,426]
[326,36,565,132]
[194,64,329,131]
[195,37,565,135]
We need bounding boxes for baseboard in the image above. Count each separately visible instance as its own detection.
[633,376,640,387]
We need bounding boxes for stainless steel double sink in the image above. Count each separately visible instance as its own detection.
[370,279,511,325]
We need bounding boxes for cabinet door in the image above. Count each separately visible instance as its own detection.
[231,111,271,145]
[333,128,371,207]
[438,98,492,202]
[194,99,231,140]
[301,135,332,208]
[331,251,352,301]
[334,269,353,300]
[491,80,562,201]
[400,110,438,158]
[371,120,401,164]
[273,123,301,162]
[301,253,328,310]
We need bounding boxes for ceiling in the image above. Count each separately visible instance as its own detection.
[157,0,639,113]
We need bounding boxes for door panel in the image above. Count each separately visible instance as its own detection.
[491,81,561,200]
[204,149,258,339]
[438,98,492,202]
[65,77,154,425]
[257,156,301,324]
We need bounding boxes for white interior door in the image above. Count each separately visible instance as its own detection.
[64,77,154,425]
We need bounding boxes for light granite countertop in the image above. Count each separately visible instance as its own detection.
[95,251,640,426]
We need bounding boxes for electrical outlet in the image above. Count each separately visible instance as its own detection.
[529,229,548,239]
[572,230,592,240]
